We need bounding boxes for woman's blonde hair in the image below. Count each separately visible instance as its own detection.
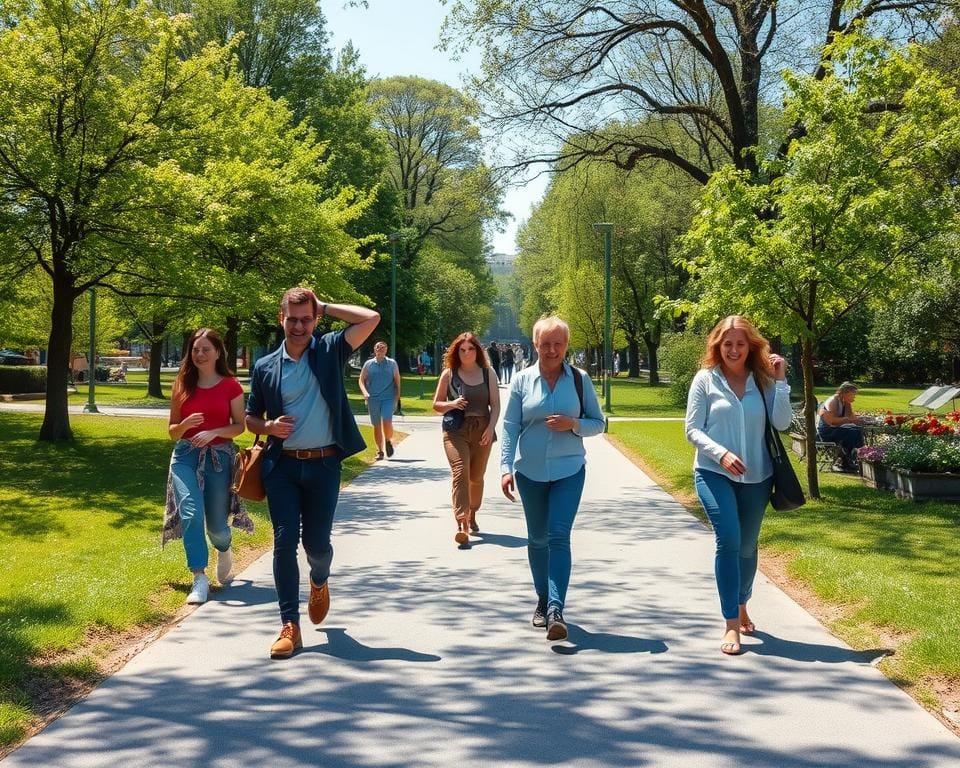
[700,315,773,389]
[531,315,570,345]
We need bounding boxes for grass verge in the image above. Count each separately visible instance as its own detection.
[608,419,960,731]
[0,412,378,751]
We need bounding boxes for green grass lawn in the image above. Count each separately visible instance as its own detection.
[608,419,960,715]
[0,412,378,747]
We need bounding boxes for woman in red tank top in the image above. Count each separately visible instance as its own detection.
[163,328,250,605]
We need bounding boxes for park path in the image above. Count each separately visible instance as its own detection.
[3,415,960,767]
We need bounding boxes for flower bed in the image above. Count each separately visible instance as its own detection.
[859,434,960,502]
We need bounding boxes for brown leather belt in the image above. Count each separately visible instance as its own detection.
[281,446,341,460]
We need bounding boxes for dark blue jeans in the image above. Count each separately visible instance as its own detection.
[694,469,772,620]
[817,424,864,464]
[264,454,341,624]
[516,467,586,610]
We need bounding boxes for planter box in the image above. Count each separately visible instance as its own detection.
[893,468,960,502]
[860,459,893,490]
[790,432,806,458]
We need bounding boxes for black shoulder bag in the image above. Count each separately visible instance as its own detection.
[441,371,465,432]
[758,383,806,511]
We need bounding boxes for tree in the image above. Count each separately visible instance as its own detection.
[166,77,368,368]
[680,35,960,497]
[368,76,503,352]
[511,140,694,381]
[443,0,947,184]
[0,1,236,440]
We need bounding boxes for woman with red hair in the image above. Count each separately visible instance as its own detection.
[164,328,251,605]
[685,315,792,655]
[432,332,501,548]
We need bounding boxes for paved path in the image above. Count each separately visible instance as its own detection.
[3,420,959,767]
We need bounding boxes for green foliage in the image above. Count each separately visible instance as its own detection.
[682,35,960,342]
[514,141,693,374]
[0,367,46,394]
[659,332,704,408]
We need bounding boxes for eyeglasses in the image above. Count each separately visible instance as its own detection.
[284,316,316,327]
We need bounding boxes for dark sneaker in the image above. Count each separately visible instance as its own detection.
[546,606,567,641]
[385,440,394,457]
[532,596,548,628]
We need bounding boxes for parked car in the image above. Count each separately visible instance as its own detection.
[0,349,33,365]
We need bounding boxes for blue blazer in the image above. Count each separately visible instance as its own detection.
[246,330,366,478]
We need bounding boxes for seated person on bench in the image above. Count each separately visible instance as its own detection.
[817,381,865,471]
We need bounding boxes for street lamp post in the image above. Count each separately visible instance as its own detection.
[593,223,613,415]
[83,288,99,413]
[388,232,399,359]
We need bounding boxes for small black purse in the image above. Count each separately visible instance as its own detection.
[441,376,464,432]
[758,385,806,511]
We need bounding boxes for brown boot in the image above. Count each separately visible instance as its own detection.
[269,622,302,659]
[454,519,470,545]
[308,579,330,625]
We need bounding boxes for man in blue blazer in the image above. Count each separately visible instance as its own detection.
[246,287,379,659]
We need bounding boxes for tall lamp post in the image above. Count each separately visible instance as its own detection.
[388,232,399,358]
[83,288,99,413]
[593,223,613,415]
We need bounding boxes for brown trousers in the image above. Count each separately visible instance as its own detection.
[442,414,492,524]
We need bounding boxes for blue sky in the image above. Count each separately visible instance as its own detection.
[323,0,548,255]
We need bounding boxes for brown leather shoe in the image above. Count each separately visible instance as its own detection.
[269,622,302,659]
[454,520,469,545]
[308,579,330,625]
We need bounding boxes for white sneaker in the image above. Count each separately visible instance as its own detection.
[216,548,233,584]
[186,574,209,604]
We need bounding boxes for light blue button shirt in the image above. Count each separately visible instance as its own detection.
[499,363,606,482]
[685,367,792,483]
[279,341,335,450]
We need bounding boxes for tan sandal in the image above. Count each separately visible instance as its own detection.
[720,641,742,656]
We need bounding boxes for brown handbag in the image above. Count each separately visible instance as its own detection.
[232,435,266,501]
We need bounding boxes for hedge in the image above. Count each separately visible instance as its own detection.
[0,366,47,394]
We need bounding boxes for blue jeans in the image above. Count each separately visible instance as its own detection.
[694,469,772,620]
[516,467,586,610]
[264,454,341,624]
[170,442,232,571]
[817,424,864,463]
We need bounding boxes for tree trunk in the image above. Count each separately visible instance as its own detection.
[628,338,640,378]
[225,316,240,374]
[147,317,168,398]
[39,282,76,441]
[645,339,660,386]
[802,337,821,499]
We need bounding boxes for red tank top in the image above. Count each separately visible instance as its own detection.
[180,377,244,443]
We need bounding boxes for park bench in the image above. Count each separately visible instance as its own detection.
[788,405,843,472]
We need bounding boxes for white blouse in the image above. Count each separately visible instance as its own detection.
[685,367,792,483]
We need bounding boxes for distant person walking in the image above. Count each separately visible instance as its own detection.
[359,341,401,460]
[433,333,500,548]
[685,315,791,656]
[246,287,379,659]
[164,328,250,606]
[487,342,501,382]
[501,344,515,383]
[500,316,605,640]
